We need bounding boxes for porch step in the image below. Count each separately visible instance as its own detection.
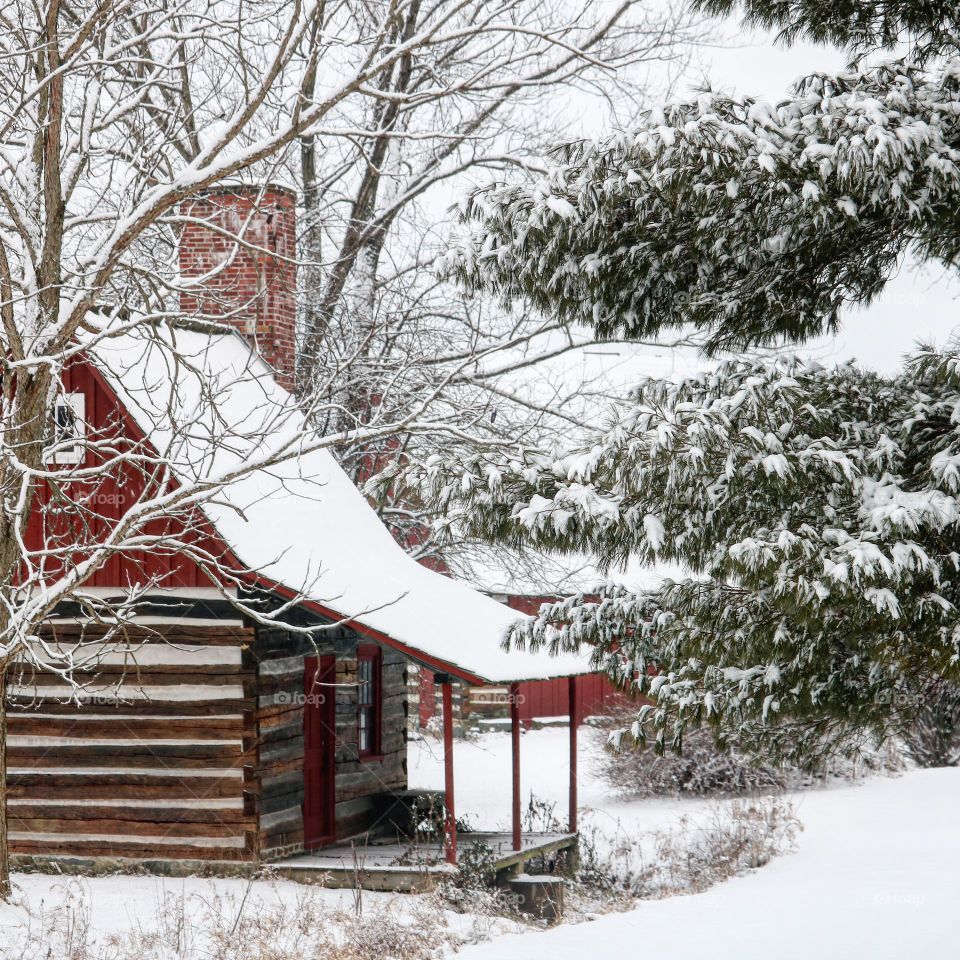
[269,831,578,893]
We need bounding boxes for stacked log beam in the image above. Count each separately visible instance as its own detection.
[7,620,256,863]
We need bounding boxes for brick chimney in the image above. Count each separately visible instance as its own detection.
[179,184,297,391]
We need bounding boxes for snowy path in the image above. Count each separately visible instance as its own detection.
[456,767,960,960]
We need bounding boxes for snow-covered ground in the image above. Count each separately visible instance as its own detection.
[409,725,707,839]
[3,728,958,959]
[445,735,960,960]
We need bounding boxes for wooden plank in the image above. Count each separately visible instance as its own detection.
[259,806,301,831]
[8,838,252,861]
[16,667,255,685]
[8,743,249,769]
[39,623,253,644]
[260,824,303,849]
[7,715,246,740]
[256,703,304,729]
[7,698,256,715]
[492,834,578,872]
[258,740,303,766]
[258,675,305,696]
[62,663,250,677]
[257,655,307,677]
[30,636,252,652]
[6,772,242,801]
[259,790,304,816]
[256,754,303,780]
[8,815,252,839]
[257,720,302,747]
[7,803,250,824]
[260,771,301,797]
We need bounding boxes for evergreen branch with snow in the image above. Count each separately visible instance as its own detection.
[440,58,960,354]
[396,351,960,760]
[409,0,960,763]
[690,0,959,64]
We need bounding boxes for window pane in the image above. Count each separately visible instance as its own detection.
[359,709,370,752]
[357,649,380,755]
[359,658,373,705]
[49,394,86,465]
[55,402,75,440]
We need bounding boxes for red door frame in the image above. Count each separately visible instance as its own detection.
[303,655,337,848]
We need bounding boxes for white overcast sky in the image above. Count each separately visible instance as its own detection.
[683,30,960,373]
[437,17,960,377]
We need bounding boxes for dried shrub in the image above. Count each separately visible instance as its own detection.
[442,840,498,896]
[902,681,960,768]
[600,726,786,799]
[8,881,458,960]
[637,797,801,898]
[569,796,801,907]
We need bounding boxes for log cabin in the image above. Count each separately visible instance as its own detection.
[7,184,590,886]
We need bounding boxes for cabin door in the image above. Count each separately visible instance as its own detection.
[303,655,336,848]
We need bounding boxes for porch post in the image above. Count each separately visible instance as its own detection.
[440,677,457,864]
[510,681,522,851]
[568,676,579,834]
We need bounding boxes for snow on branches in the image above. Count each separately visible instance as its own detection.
[395,350,960,760]
[440,57,960,353]
[690,0,960,63]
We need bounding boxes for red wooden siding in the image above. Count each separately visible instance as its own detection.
[22,356,223,589]
[417,669,628,729]
[516,672,628,727]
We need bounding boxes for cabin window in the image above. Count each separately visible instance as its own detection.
[49,393,86,464]
[357,644,382,757]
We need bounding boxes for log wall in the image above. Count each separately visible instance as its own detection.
[7,604,411,867]
[7,618,257,863]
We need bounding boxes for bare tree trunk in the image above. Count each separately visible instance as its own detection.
[0,662,10,900]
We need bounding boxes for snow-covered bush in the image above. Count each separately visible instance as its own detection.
[903,682,960,768]
[599,727,786,798]
[596,718,908,797]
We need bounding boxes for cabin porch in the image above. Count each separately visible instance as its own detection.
[282,662,585,892]
[274,830,578,892]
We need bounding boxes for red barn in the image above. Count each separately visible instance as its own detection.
[415,593,631,733]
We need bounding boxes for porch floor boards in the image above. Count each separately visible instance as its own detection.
[271,830,577,892]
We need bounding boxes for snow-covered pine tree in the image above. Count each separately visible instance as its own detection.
[393,2,960,764]
[394,351,960,763]
[439,6,960,355]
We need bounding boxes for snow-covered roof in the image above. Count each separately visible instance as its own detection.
[88,325,592,684]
